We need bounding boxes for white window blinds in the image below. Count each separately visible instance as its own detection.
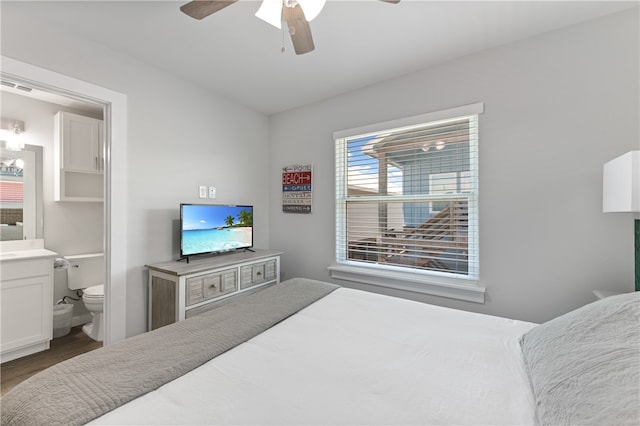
[335,104,481,279]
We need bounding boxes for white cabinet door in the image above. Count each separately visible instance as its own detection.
[59,111,103,172]
[0,258,53,362]
[1,276,51,350]
[54,111,104,201]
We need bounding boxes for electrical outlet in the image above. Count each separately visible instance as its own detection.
[208,186,216,199]
[199,185,207,198]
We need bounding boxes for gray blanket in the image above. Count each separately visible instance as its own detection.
[1,277,339,426]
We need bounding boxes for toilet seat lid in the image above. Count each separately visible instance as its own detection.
[84,285,104,297]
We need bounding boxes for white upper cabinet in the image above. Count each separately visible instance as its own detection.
[60,112,104,172]
[54,111,104,202]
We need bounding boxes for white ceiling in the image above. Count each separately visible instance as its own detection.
[2,1,637,115]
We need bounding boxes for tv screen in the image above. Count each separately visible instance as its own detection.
[180,204,253,258]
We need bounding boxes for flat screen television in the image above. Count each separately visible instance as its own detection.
[180,204,253,261]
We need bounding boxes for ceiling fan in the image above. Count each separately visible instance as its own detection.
[180,0,400,55]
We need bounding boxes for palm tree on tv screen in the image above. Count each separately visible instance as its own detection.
[239,209,252,227]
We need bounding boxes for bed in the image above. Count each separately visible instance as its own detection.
[2,277,638,425]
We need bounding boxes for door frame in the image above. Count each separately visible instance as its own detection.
[1,55,128,344]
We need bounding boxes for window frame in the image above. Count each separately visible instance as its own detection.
[331,103,485,303]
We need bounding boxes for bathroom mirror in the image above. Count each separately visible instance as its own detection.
[0,142,43,241]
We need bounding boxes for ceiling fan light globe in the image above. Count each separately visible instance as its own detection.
[255,0,283,29]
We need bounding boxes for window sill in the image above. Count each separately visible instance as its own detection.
[327,263,485,303]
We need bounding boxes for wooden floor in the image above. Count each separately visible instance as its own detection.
[1,326,102,396]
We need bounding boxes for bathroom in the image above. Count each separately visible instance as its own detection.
[1,84,106,353]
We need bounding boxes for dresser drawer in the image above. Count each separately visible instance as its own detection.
[218,269,238,294]
[203,269,237,300]
[263,259,276,280]
[202,274,221,300]
[187,268,238,306]
[239,265,253,290]
[186,277,204,306]
[239,259,277,290]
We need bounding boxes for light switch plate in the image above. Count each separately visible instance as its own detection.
[208,186,216,199]
[199,185,207,198]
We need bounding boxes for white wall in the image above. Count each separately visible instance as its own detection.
[268,8,639,323]
[1,7,270,337]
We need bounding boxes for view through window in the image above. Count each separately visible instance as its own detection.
[335,111,479,279]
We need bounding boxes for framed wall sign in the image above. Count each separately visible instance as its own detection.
[282,164,312,213]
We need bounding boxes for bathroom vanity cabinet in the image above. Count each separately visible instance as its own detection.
[0,243,57,363]
[53,111,104,202]
[146,250,282,331]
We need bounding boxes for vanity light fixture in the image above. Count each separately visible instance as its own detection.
[0,117,25,151]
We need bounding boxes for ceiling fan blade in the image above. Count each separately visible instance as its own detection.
[283,3,314,55]
[180,0,238,20]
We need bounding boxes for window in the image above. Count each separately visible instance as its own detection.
[332,103,483,302]
[429,172,458,214]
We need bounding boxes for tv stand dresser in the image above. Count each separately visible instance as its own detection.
[146,249,282,331]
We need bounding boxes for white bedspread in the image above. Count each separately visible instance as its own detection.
[93,288,537,425]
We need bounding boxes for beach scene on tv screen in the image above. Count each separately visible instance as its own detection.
[182,205,252,255]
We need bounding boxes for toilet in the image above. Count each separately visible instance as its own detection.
[65,253,104,342]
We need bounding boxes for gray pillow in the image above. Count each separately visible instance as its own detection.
[520,292,639,426]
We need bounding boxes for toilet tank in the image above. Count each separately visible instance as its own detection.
[66,253,104,290]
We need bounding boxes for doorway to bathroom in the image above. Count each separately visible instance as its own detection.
[1,56,128,348]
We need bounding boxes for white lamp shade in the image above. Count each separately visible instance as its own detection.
[603,150,640,213]
[255,0,283,29]
[255,0,327,29]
